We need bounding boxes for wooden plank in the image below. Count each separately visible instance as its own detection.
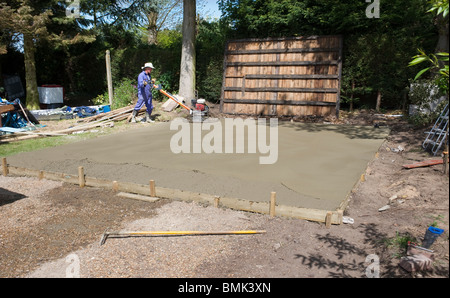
[227,35,341,44]
[402,159,444,169]
[0,105,15,114]
[222,99,337,106]
[226,61,339,67]
[5,165,344,225]
[224,87,338,93]
[226,47,341,55]
[243,74,339,80]
[117,192,160,203]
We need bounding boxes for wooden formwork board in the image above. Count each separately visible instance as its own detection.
[3,164,344,225]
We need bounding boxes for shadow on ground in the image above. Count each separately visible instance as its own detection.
[0,187,27,207]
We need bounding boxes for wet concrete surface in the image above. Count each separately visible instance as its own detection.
[7,119,389,210]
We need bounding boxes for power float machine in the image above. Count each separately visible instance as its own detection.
[153,84,209,121]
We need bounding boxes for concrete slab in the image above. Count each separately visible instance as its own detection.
[7,119,389,211]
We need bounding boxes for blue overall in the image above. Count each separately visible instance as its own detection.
[135,71,153,114]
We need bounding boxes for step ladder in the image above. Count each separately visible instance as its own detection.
[423,103,449,156]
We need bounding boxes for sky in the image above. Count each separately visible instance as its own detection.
[200,0,222,19]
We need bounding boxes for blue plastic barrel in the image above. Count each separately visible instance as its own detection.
[422,226,444,248]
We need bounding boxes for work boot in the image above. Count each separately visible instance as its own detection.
[145,112,155,123]
[131,110,138,123]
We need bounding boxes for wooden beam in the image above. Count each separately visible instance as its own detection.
[242,74,339,80]
[226,47,341,55]
[226,61,339,67]
[223,87,338,93]
[226,35,342,44]
[0,105,15,114]
[402,159,444,169]
[222,99,336,106]
[117,192,160,203]
[5,165,344,225]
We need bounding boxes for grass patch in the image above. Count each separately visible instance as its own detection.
[0,123,127,157]
[383,231,417,259]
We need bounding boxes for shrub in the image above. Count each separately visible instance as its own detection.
[91,78,137,109]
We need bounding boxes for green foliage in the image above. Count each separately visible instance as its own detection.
[92,77,137,109]
[407,78,446,126]
[220,0,438,110]
[157,29,182,48]
[196,19,229,102]
[428,0,449,18]
[409,49,449,95]
[112,77,137,109]
[409,0,449,96]
[384,231,417,259]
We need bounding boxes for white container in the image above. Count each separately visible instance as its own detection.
[38,85,64,104]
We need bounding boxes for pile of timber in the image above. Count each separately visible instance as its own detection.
[77,105,146,124]
[0,105,145,143]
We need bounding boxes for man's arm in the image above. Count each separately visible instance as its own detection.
[138,72,147,88]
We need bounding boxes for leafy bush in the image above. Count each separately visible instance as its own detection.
[408,79,446,126]
[91,77,137,109]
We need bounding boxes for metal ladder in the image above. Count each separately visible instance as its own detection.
[423,103,449,156]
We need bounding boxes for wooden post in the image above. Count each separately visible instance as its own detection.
[214,196,220,208]
[78,166,85,188]
[444,124,449,175]
[2,157,8,176]
[325,211,333,228]
[149,180,156,197]
[444,149,448,175]
[106,50,113,107]
[269,192,276,218]
[112,181,119,192]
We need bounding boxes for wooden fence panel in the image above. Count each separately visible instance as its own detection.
[220,36,343,117]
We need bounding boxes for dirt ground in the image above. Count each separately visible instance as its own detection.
[0,110,448,278]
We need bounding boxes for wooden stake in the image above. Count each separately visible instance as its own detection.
[360,174,365,182]
[149,180,156,197]
[2,157,8,176]
[270,192,276,218]
[112,181,119,192]
[214,196,220,208]
[106,50,113,107]
[325,211,333,228]
[78,166,85,188]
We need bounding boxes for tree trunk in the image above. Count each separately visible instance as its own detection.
[23,33,40,110]
[179,0,196,100]
[147,10,158,45]
[375,90,382,112]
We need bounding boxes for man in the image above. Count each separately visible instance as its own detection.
[132,62,156,123]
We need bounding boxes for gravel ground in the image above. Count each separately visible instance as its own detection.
[27,201,265,278]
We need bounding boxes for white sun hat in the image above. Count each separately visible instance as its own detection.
[142,62,155,69]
